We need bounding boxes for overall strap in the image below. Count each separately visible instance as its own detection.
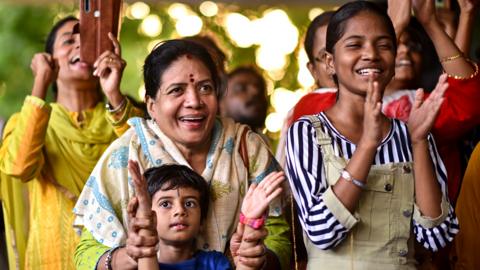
[304,115,335,157]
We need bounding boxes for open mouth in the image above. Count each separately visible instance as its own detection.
[70,55,81,65]
[356,68,383,76]
[178,115,205,123]
[395,59,412,67]
[69,55,90,69]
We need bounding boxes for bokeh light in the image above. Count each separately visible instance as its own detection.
[225,13,254,48]
[297,48,315,88]
[168,3,190,19]
[140,14,162,37]
[308,8,325,21]
[199,1,219,17]
[255,47,287,72]
[176,15,203,37]
[265,112,283,133]
[129,2,150,20]
[138,84,146,101]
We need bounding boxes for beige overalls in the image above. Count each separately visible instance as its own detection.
[304,115,417,269]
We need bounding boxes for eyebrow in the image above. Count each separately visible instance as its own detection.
[155,195,199,204]
[163,79,213,91]
[59,32,74,38]
[343,35,393,42]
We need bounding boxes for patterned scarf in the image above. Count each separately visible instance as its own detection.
[74,117,280,252]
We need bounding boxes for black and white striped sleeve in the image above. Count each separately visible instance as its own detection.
[285,119,353,250]
[412,134,459,251]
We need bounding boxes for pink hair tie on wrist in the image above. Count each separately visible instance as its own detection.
[239,213,267,229]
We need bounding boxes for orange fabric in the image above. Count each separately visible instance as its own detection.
[452,142,480,270]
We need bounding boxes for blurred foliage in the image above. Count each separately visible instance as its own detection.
[0,2,317,121]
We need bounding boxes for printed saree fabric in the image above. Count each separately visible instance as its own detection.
[74,116,283,253]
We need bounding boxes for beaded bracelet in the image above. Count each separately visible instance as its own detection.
[446,59,479,80]
[440,53,463,63]
[105,245,123,270]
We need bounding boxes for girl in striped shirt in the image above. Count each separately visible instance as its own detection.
[286,1,458,269]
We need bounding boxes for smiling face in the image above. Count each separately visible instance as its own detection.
[152,187,202,246]
[52,20,93,83]
[326,11,396,96]
[391,31,422,88]
[146,55,218,149]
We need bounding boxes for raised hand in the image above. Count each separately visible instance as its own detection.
[388,0,412,39]
[359,77,384,149]
[241,171,285,219]
[126,160,159,269]
[407,73,448,143]
[458,0,479,14]
[93,32,126,107]
[128,160,152,218]
[413,0,438,26]
[30,52,57,99]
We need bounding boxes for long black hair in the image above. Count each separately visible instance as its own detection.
[44,16,78,95]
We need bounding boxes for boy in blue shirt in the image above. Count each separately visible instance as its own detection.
[127,161,284,270]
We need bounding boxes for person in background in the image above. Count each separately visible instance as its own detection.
[286,1,458,268]
[275,11,336,166]
[73,39,291,270]
[220,66,269,134]
[0,16,142,269]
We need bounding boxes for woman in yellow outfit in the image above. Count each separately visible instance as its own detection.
[0,16,142,269]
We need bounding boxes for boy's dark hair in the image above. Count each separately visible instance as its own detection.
[144,164,209,220]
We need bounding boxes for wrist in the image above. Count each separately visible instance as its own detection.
[411,138,428,147]
[106,96,127,114]
[105,92,124,108]
[239,212,266,229]
[357,140,378,152]
[421,19,441,33]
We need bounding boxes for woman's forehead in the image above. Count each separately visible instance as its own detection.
[161,56,212,82]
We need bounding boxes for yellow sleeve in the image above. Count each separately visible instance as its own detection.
[0,96,51,181]
[74,228,110,270]
[105,97,145,136]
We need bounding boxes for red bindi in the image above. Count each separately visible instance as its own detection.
[189,74,195,83]
[186,54,192,59]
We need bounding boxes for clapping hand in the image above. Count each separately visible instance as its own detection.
[407,73,448,143]
[359,77,384,149]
